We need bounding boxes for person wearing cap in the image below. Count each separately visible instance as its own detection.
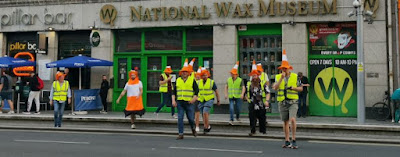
[273,50,303,149]
[194,67,202,132]
[172,59,199,140]
[155,66,176,119]
[116,70,145,129]
[49,71,72,127]
[225,61,246,125]
[246,60,270,136]
[198,68,220,133]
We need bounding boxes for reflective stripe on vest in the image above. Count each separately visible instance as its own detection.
[176,77,195,101]
[159,73,173,93]
[199,78,214,102]
[53,81,69,101]
[246,81,266,103]
[227,77,242,98]
[275,73,298,102]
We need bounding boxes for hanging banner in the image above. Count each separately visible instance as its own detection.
[74,89,103,111]
[308,23,357,55]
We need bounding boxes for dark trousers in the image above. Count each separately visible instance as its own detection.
[100,93,107,111]
[156,92,175,116]
[297,93,307,117]
[249,106,266,134]
[177,101,195,135]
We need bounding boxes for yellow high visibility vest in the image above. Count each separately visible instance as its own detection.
[275,73,299,101]
[52,81,69,101]
[227,77,242,99]
[159,73,173,93]
[198,78,215,102]
[246,81,267,103]
[176,77,195,101]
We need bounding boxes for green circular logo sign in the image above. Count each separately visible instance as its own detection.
[90,32,101,47]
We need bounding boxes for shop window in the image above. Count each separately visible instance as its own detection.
[167,57,182,70]
[131,58,141,79]
[147,93,161,107]
[145,30,182,50]
[186,28,213,51]
[58,31,91,58]
[148,57,162,70]
[115,30,142,52]
[147,71,162,91]
[118,58,128,89]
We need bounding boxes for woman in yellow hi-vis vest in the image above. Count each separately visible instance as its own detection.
[49,72,71,127]
[198,68,220,134]
[273,50,303,149]
[116,70,144,129]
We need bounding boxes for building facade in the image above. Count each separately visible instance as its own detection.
[0,0,390,118]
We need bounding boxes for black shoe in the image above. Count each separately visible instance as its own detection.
[207,125,212,132]
[192,129,197,137]
[302,115,306,118]
[249,132,256,136]
[282,141,291,148]
[176,135,184,140]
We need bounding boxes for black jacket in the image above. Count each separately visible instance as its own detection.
[100,80,109,95]
[29,75,40,91]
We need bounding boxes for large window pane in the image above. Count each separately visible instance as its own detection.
[187,28,213,51]
[147,93,161,107]
[148,57,162,70]
[118,58,128,88]
[167,57,182,70]
[147,71,162,91]
[145,30,182,50]
[115,30,141,52]
[131,58,141,79]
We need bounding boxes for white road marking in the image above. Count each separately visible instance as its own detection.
[14,140,90,145]
[308,140,400,147]
[169,146,263,154]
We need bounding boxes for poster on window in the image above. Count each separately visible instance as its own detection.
[308,23,357,55]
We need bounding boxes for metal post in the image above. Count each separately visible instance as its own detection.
[357,3,365,124]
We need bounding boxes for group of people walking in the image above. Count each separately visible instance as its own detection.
[115,49,308,149]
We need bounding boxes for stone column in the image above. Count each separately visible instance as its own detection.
[213,25,238,105]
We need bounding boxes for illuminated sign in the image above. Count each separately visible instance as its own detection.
[13,52,35,77]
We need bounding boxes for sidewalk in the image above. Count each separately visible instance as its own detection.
[1,111,400,144]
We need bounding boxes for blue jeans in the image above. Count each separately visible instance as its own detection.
[155,92,175,116]
[297,93,307,117]
[177,101,195,135]
[229,98,242,121]
[199,100,213,114]
[53,100,66,127]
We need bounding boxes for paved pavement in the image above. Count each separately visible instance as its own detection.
[0,129,399,157]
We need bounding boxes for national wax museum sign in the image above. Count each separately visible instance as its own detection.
[101,0,346,26]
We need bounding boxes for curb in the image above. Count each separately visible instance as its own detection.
[1,125,400,144]
[1,115,400,132]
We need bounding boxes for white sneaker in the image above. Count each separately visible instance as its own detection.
[34,112,41,115]
[8,111,15,114]
[131,124,136,129]
[23,112,31,114]
[229,121,234,125]
[195,126,200,132]
[173,115,177,119]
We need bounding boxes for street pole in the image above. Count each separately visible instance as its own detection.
[357,2,365,124]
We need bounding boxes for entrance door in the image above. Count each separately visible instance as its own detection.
[113,56,142,111]
[147,55,212,113]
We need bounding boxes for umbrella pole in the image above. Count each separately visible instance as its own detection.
[79,68,82,90]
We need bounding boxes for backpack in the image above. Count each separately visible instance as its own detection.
[1,76,9,91]
[37,76,44,90]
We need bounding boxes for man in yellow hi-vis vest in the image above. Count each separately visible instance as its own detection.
[198,68,220,133]
[172,59,199,140]
[273,50,303,149]
[155,66,176,118]
[49,72,71,128]
[224,61,246,125]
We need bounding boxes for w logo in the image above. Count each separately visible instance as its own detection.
[100,5,117,26]
[314,67,354,114]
